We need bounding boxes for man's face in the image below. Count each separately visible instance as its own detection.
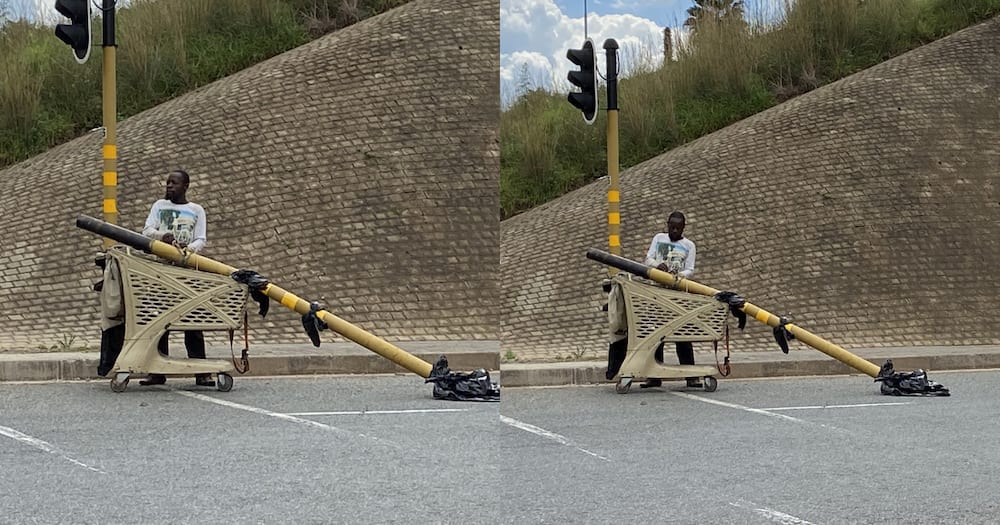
[667,217,685,242]
[164,173,187,202]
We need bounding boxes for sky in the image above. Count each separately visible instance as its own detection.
[500,0,785,106]
[3,0,58,24]
[2,0,133,24]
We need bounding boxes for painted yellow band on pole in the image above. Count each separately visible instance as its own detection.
[102,144,117,158]
[608,190,619,203]
[280,293,298,309]
[608,212,620,225]
[103,172,117,186]
[102,199,118,214]
[609,235,621,247]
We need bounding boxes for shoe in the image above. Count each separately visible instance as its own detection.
[139,374,166,386]
[685,378,703,388]
[640,378,663,388]
[195,374,216,387]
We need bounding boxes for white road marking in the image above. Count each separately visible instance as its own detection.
[670,392,846,432]
[175,391,399,448]
[761,402,911,411]
[730,500,817,524]
[499,415,611,462]
[287,409,469,416]
[0,424,106,475]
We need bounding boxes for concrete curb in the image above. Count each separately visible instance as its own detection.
[499,348,1000,387]
[0,344,499,383]
[5,345,1000,387]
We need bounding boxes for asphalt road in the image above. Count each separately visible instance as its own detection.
[3,371,998,524]
[499,370,999,524]
[0,375,499,524]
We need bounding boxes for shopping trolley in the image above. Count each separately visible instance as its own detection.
[101,245,249,392]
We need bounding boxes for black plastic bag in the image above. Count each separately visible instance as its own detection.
[230,269,271,318]
[714,290,747,330]
[874,360,950,396]
[426,355,500,402]
[300,302,329,347]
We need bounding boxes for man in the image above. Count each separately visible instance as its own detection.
[642,210,701,388]
[140,169,214,387]
[645,211,696,280]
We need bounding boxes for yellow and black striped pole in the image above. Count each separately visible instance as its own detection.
[100,0,118,247]
[75,216,435,378]
[604,39,620,275]
[586,249,883,378]
[606,110,620,264]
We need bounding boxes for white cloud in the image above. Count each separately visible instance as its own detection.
[500,0,666,106]
[4,0,53,23]
[500,50,553,84]
[500,50,558,105]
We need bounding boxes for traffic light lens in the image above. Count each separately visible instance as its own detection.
[567,92,596,120]
[566,50,593,68]
[55,25,88,48]
[55,0,88,21]
[567,70,593,86]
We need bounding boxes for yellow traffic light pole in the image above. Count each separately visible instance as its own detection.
[604,39,620,276]
[101,0,118,247]
[76,215,435,378]
[586,248,883,378]
[55,1,111,241]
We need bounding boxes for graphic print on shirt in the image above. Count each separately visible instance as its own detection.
[157,208,197,246]
[653,240,689,272]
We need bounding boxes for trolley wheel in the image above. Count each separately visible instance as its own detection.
[110,373,130,393]
[216,373,234,392]
[703,376,718,393]
[615,377,633,394]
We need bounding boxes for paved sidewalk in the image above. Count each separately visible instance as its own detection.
[499,345,1000,387]
[0,340,499,382]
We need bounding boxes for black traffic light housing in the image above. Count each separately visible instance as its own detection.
[566,38,598,124]
[55,0,92,64]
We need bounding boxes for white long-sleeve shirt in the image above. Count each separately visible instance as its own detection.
[644,233,696,278]
[142,199,207,253]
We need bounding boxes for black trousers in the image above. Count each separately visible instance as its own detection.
[157,330,206,359]
[654,341,695,365]
[98,324,125,377]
